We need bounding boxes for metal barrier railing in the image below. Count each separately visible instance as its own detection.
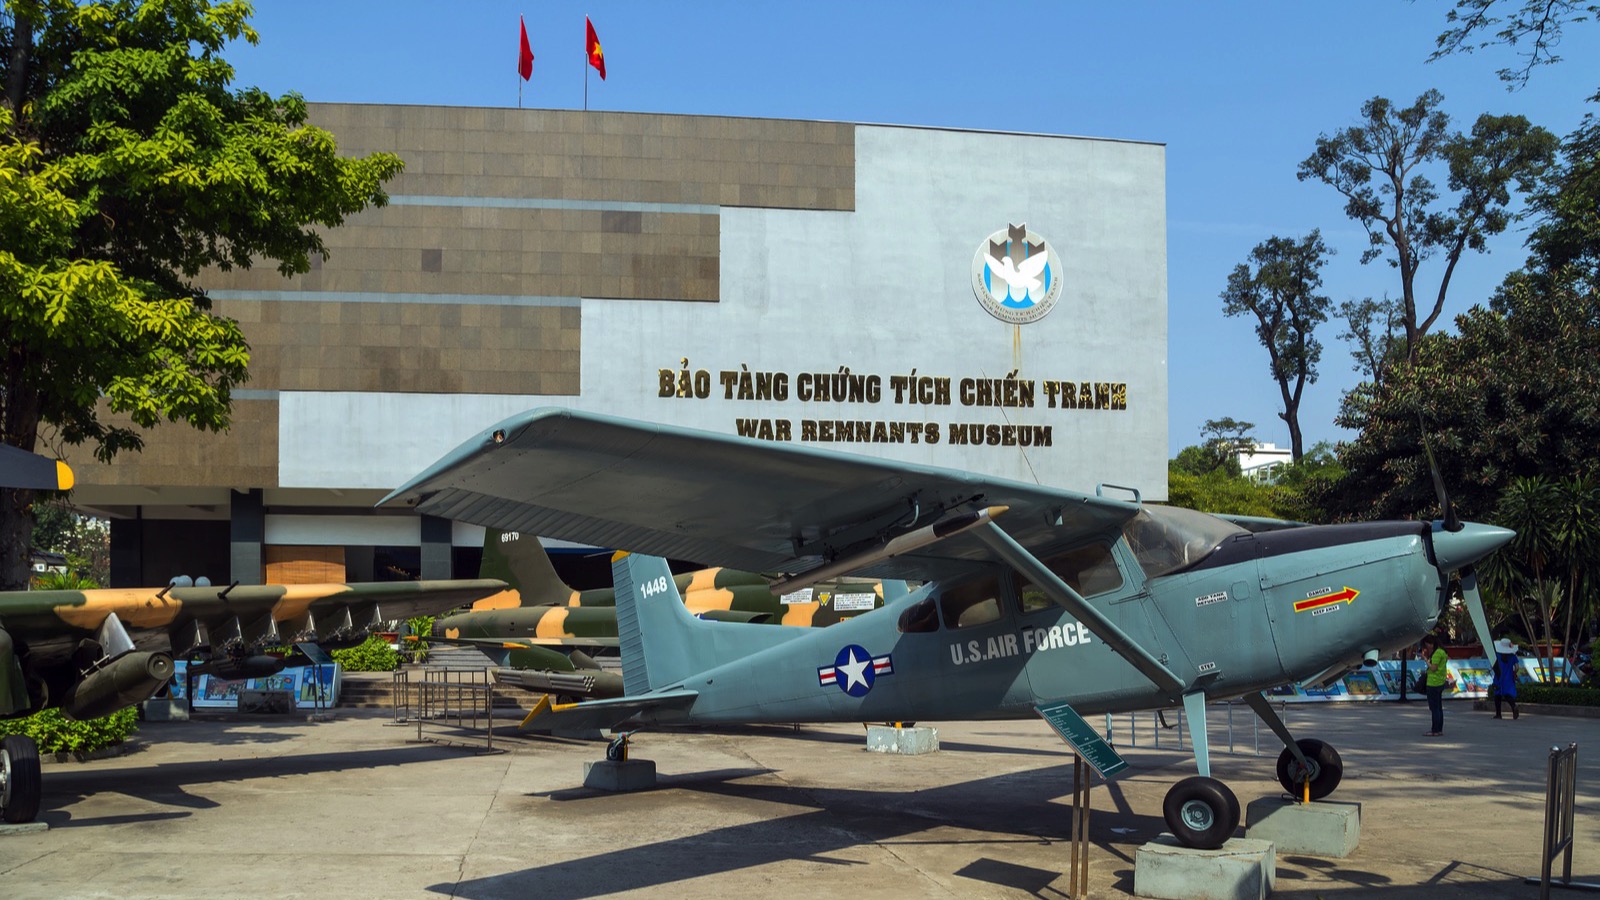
[1101,699,1278,757]
[400,667,500,751]
[1524,743,1597,899]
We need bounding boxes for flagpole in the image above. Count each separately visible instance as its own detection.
[583,13,589,112]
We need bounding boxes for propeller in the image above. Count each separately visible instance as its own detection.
[1418,416,1501,655]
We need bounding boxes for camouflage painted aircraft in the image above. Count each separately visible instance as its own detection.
[0,566,505,824]
[384,407,1513,850]
[428,528,896,698]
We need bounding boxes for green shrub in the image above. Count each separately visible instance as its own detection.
[330,634,400,672]
[1519,684,1600,707]
[0,707,139,753]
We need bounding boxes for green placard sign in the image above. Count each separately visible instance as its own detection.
[1036,701,1127,778]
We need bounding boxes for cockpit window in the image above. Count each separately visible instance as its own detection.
[1017,543,1123,613]
[897,596,939,634]
[938,575,1004,629]
[1122,506,1248,579]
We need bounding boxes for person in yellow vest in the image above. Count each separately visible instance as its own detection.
[1421,634,1450,736]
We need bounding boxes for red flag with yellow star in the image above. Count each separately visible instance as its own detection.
[585,16,606,80]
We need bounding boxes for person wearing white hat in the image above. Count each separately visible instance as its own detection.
[1491,637,1521,720]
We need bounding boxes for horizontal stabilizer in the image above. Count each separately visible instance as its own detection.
[518,689,698,734]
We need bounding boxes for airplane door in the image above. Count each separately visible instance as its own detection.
[912,574,1035,717]
[1019,541,1172,711]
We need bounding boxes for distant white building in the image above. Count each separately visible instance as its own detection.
[1238,443,1293,484]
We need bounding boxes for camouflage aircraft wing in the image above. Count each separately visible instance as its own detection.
[5,579,508,665]
[427,634,621,650]
[382,408,1141,583]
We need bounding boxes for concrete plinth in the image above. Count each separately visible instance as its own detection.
[1245,797,1360,858]
[0,821,48,836]
[1134,834,1275,900]
[582,758,657,792]
[142,698,189,721]
[865,724,939,755]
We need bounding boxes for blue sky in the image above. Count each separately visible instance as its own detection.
[226,1,1600,457]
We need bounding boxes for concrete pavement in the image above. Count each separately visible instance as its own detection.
[1,700,1594,898]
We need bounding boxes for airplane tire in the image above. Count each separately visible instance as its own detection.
[1162,776,1240,850]
[1,734,42,824]
[1275,738,1343,800]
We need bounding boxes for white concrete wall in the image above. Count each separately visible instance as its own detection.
[279,125,1168,500]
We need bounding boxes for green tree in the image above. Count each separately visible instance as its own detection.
[1298,91,1558,362]
[1221,231,1333,462]
[1523,93,1600,292]
[1480,475,1599,679]
[1330,272,1600,524]
[30,499,109,586]
[1431,0,1600,87]
[1172,419,1256,477]
[0,1,403,591]
[1336,295,1404,388]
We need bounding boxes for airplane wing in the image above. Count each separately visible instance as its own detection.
[7,579,508,666]
[0,444,73,490]
[381,408,1140,583]
[427,634,621,650]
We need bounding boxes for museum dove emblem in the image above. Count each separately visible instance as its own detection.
[971,223,1064,325]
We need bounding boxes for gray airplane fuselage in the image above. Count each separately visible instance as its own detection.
[636,521,1441,725]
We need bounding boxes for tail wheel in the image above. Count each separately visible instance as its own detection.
[1,734,42,824]
[1162,775,1240,850]
[1275,738,1343,800]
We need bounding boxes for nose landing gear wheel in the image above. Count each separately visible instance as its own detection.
[1,734,42,824]
[1162,775,1240,850]
[1275,738,1343,800]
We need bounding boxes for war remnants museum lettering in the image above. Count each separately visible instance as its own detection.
[657,361,1127,448]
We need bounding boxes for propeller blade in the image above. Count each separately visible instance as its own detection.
[1417,417,1461,532]
[1459,566,1495,657]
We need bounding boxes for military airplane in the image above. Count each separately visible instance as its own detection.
[0,569,506,824]
[382,407,1513,850]
[427,528,895,699]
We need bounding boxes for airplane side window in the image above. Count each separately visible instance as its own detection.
[897,596,940,634]
[1018,543,1123,613]
[939,577,1004,629]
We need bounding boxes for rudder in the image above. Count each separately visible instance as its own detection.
[479,529,574,606]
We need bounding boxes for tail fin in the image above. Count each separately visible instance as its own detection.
[478,529,573,606]
[612,551,798,694]
[880,580,910,603]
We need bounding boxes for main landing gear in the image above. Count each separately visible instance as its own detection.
[1,733,42,824]
[1159,692,1344,850]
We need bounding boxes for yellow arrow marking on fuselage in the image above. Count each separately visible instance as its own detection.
[1294,586,1360,613]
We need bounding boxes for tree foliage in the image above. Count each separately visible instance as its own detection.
[1431,0,1600,87]
[0,1,403,590]
[1479,475,1599,679]
[1335,295,1404,387]
[1330,272,1600,524]
[1298,91,1558,364]
[1220,231,1333,461]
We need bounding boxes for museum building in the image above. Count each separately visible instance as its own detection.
[63,104,1170,588]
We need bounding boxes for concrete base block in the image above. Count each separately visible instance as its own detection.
[1246,797,1360,858]
[1134,834,1275,900]
[865,724,939,755]
[142,698,189,721]
[583,758,656,792]
[0,821,48,836]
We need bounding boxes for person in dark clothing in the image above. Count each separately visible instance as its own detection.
[1491,637,1520,720]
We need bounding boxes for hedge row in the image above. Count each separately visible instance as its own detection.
[1518,684,1600,707]
[0,707,139,753]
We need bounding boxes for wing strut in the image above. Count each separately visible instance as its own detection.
[974,522,1185,696]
